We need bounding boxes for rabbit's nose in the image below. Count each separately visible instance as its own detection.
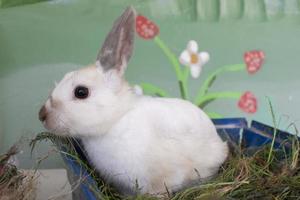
[39,105,47,122]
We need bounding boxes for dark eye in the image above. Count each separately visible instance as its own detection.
[74,86,89,99]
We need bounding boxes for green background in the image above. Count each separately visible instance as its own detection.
[0,0,300,168]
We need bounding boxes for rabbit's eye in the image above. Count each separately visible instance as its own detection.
[74,86,89,99]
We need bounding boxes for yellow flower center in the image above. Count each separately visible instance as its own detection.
[190,53,198,64]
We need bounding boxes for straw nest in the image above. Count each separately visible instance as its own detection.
[0,146,37,200]
[31,130,300,200]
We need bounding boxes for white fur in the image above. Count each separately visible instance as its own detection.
[82,96,228,194]
[41,64,228,194]
[39,7,228,195]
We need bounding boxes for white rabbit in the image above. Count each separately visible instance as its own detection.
[39,7,228,195]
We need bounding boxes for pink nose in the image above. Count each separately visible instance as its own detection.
[39,105,47,122]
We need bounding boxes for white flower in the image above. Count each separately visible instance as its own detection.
[133,85,143,96]
[179,40,210,78]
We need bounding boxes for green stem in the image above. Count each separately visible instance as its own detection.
[194,63,245,104]
[197,92,242,108]
[178,81,186,99]
[182,67,190,98]
[154,36,189,99]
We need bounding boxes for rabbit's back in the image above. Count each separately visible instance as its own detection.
[82,96,228,194]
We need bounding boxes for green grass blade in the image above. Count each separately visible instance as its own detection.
[266,97,278,163]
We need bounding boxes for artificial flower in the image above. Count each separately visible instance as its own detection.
[179,40,210,78]
[244,50,265,74]
[238,91,257,113]
[136,15,159,40]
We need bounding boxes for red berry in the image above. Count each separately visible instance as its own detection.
[136,15,159,40]
[238,91,257,113]
[244,50,265,74]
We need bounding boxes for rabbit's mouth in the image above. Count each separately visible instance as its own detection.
[39,105,69,135]
[39,106,55,131]
[38,105,47,122]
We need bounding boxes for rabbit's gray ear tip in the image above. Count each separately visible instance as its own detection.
[125,6,137,17]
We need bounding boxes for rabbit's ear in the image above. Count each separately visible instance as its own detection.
[96,7,136,74]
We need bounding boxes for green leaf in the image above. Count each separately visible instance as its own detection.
[207,74,217,91]
[140,83,169,97]
[197,91,242,108]
[206,112,223,119]
[194,63,245,104]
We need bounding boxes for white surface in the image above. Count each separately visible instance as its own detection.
[34,169,72,200]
